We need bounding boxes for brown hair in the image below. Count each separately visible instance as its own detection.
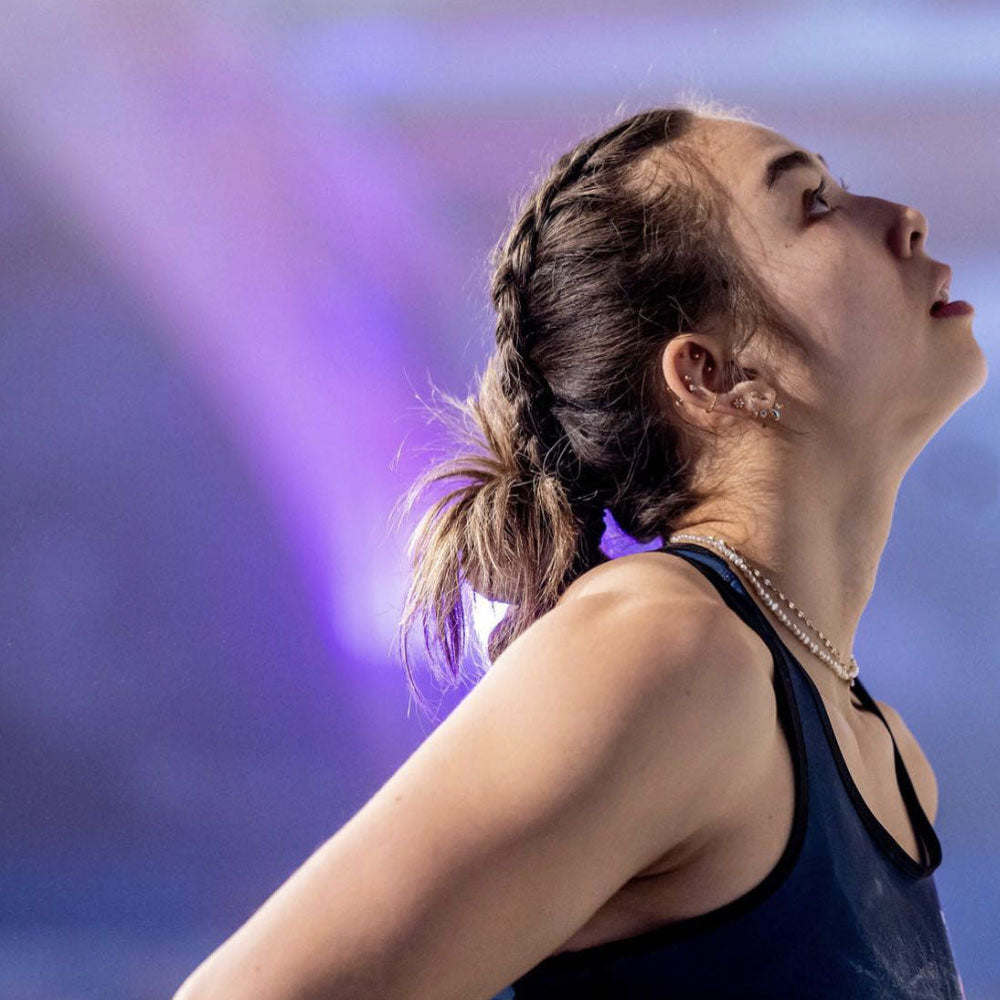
[392,97,805,717]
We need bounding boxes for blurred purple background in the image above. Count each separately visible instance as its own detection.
[0,2,997,997]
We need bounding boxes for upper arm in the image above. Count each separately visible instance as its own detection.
[176,587,774,1000]
[874,698,939,824]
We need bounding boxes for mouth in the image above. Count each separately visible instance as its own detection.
[930,299,975,319]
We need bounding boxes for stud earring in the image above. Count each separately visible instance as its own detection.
[752,400,783,422]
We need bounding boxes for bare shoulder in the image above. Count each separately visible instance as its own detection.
[543,551,783,870]
[872,697,939,825]
[560,547,745,613]
[563,547,770,659]
[557,548,773,674]
[549,547,781,789]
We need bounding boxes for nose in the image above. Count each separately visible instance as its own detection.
[891,202,929,259]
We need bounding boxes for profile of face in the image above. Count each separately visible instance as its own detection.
[677,116,988,457]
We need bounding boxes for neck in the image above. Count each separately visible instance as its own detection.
[671,435,905,717]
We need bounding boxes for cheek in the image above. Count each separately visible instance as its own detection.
[779,247,893,350]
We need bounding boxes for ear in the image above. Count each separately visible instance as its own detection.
[661,337,779,425]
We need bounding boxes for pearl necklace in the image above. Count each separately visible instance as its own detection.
[667,531,860,687]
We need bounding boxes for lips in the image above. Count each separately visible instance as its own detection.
[930,300,974,318]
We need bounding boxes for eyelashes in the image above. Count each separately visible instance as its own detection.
[806,179,831,216]
[806,175,850,217]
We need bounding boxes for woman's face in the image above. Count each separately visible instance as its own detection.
[693,116,987,447]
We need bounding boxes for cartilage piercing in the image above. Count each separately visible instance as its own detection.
[676,375,781,422]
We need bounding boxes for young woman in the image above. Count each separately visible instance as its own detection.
[173,101,982,999]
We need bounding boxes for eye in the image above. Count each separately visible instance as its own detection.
[806,176,850,220]
[806,178,833,218]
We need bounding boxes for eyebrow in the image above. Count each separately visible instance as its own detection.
[764,149,829,191]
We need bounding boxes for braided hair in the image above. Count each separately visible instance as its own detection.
[393,99,800,717]
[489,122,634,575]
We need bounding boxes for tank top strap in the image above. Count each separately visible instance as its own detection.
[656,542,793,669]
[660,541,942,874]
[848,675,942,869]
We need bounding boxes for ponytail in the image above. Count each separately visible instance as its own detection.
[391,352,608,718]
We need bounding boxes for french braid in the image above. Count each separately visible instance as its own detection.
[489,125,636,562]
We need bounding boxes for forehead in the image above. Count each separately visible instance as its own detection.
[692,117,821,199]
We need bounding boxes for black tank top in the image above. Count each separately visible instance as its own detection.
[493,542,966,999]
